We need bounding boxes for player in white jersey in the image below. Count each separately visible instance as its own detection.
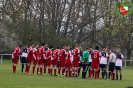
[99,47,109,78]
[21,45,28,73]
[115,49,124,80]
[88,46,93,78]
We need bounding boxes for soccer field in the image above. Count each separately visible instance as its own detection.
[0,60,133,88]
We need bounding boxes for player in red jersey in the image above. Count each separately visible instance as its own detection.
[32,44,39,74]
[25,43,34,74]
[65,46,73,77]
[37,43,46,74]
[45,46,53,75]
[51,47,60,76]
[12,45,22,73]
[90,46,100,80]
[72,44,81,77]
[58,46,67,76]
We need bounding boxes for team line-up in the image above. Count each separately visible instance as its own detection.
[11,43,124,80]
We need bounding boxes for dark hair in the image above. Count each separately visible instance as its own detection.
[95,46,99,50]
[86,47,89,50]
[89,46,92,48]
[57,47,60,49]
[23,44,26,46]
[19,45,22,47]
[49,46,53,49]
[30,43,34,46]
[102,47,106,49]
[35,44,38,46]
[42,43,46,46]
[76,44,80,47]
[110,49,114,52]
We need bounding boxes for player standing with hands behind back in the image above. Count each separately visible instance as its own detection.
[89,46,100,80]
[12,45,22,73]
[115,49,124,80]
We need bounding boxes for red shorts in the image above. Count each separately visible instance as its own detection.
[59,60,65,67]
[66,61,72,68]
[33,59,38,65]
[45,58,51,66]
[12,57,19,64]
[52,59,58,66]
[27,57,32,63]
[73,59,79,67]
[91,61,99,69]
[38,59,44,65]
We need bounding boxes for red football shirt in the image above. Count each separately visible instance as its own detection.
[46,49,52,59]
[12,47,20,58]
[38,46,45,59]
[59,49,66,61]
[52,49,59,60]
[91,50,100,62]
[27,47,33,59]
[73,48,80,60]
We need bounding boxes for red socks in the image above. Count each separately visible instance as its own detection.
[54,69,56,76]
[111,72,114,79]
[40,68,42,74]
[12,65,16,73]
[94,71,98,80]
[90,70,93,78]
[32,66,34,73]
[25,65,30,73]
[50,69,52,75]
[48,68,50,74]
[74,69,78,77]
[69,70,72,77]
[66,70,68,76]
[62,68,65,75]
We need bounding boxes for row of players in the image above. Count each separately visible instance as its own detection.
[11,43,124,80]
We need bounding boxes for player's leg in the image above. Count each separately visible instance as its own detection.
[107,63,110,80]
[104,65,107,79]
[78,63,82,77]
[89,62,94,79]
[43,59,46,73]
[32,59,36,74]
[57,61,61,76]
[82,64,85,79]
[61,61,65,76]
[102,64,107,78]
[21,57,24,73]
[119,67,122,80]
[74,60,79,77]
[12,57,18,73]
[94,63,99,80]
[37,59,41,74]
[88,62,91,77]
[115,66,118,80]
[53,59,57,76]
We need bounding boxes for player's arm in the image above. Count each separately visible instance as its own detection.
[91,51,94,59]
[69,51,73,63]
[12,48,16,59]
[82,52,86,62]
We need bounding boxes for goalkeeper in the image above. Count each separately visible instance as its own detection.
[81,47,89,79]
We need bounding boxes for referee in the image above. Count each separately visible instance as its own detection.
[107,49,116,80]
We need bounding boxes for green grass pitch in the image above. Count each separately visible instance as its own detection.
[0,60,133,88]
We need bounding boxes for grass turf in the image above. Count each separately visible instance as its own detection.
[0,60,133,88]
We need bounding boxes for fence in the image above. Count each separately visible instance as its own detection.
[0,54,133,68]
[0,54,21,64]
